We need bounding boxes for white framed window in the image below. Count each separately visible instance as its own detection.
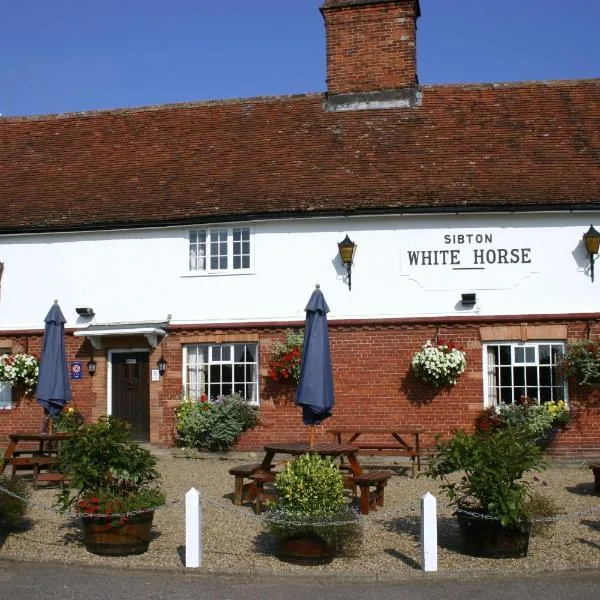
[483,341,567,407]
[183,343,258,403]
[188,226,252,273]
[0,350,12,409]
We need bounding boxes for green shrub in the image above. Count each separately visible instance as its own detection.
[424,427,545,528]
[56,416,165,516]
[175,393,259,452]
[0,474,30,527]
[265,454,362,555]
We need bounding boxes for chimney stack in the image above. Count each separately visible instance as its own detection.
[321,0,420,100]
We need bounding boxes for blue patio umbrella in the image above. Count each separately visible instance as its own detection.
[36,301,72,421]
[296,284,335,446]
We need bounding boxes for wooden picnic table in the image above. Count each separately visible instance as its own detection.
[2,431,74,486]
[326,426,424,477]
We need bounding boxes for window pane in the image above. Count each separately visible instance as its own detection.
[514,366,525,387]
[515,347,524,363]
[525,347,535,363]
[525,366,538,387]
[221,346,231,361]
[539,366,552,387]
[499,366,512,386]
[499,345,511,364]
[539,345,550,365]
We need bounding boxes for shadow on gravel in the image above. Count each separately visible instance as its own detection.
[383,514,462,553]
[565,482,597,496]
[0,517,35,550]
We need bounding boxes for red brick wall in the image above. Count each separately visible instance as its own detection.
[322,0,419,94]
[2,317,600,458]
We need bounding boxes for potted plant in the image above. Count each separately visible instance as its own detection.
[411,339,467,388]
[423,426,544,558]
[264,453,362,565]
[56,416,165,556]
[560,340,600,387]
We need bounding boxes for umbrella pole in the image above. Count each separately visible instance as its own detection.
[309,425,314,448]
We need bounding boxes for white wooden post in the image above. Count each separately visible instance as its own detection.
[420,492,438,572]
[185,487,202,568]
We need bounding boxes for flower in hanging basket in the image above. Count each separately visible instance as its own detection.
[559,340,600,387]
[411,339,467,388]
[267,329,304,384]
[0,353,39,395]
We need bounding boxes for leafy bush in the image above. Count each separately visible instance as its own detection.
[175,393,259,452]
[0,473,30,527]
[475,397,572,446]
[51,404,85,433]
[56,416,165,516]
[424,427,544,528]
[265,454,362,555]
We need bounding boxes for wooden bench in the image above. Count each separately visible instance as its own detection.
[5,455,60,486]
[588,462,600,494]
[228,462,265,506]
[352,470,393,515]
[35,472,69,489]
[249,472,278,513]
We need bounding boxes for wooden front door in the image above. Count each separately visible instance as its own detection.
[111,352,150,441]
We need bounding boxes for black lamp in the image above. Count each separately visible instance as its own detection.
[583,225,600,282]
[337,235,357,290]
[87,357,97,377]
[157,356,168,377]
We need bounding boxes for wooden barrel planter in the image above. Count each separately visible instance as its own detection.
[276,535,334,565]
[456,510,531,559]
[81,510,154,556]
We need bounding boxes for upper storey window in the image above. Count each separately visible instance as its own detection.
[189,226,252,273]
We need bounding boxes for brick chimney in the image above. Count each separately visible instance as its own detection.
[321,0,420,98]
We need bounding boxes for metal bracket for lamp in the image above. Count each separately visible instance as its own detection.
[337,235,357,291]
[583,225,600,282]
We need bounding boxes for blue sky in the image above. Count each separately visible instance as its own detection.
[1,0,599,117]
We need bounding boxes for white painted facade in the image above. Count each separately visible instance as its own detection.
[0,212,597,331]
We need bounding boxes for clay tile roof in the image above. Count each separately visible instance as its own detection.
[1,79,599,234]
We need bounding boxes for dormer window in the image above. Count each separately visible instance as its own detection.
[189,226,252,274]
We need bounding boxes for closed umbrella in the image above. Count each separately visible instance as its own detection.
[296,284,335,446]
[36,301,72,425]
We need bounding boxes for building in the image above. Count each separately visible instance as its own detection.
[1,0,599,456]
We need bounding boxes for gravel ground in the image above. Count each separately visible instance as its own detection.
[1,450,600,579]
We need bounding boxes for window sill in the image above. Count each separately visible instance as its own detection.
[181,270,255,278]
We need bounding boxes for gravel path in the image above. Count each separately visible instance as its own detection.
[1,451,600,579]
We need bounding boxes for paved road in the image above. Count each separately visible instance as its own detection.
[1,561,600,600]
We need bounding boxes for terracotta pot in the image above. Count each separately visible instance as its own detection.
[276,535,334,565]
[81,510,154,556]
[456,509,531,558]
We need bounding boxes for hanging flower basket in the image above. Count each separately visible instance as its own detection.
[560,340,600,388]
[411,339,467,388]
[267,329,304,384]
[0,353,39,396]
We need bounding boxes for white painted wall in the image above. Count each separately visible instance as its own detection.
[0,213,597,331]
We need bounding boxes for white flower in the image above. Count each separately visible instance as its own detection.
[411,340,467,388]
[0,353,40,395]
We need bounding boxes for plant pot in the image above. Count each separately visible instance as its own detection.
[81,510,154,556]
[456,509,531,558]
[276,535,334,565]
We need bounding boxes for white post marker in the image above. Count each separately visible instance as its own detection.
[185,487,202,568]
[420,492,438,572]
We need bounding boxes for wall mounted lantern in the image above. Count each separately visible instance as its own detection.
[583,225,600,282]
[157,356,168,377]
[87,357,97,377]
[337,235,357,291]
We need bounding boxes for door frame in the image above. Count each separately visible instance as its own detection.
[107,348,150,417]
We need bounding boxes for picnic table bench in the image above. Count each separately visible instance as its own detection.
[327,426,424,477]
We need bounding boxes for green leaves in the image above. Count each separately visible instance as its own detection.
[424,427,544,528]
[175,393,259,452]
